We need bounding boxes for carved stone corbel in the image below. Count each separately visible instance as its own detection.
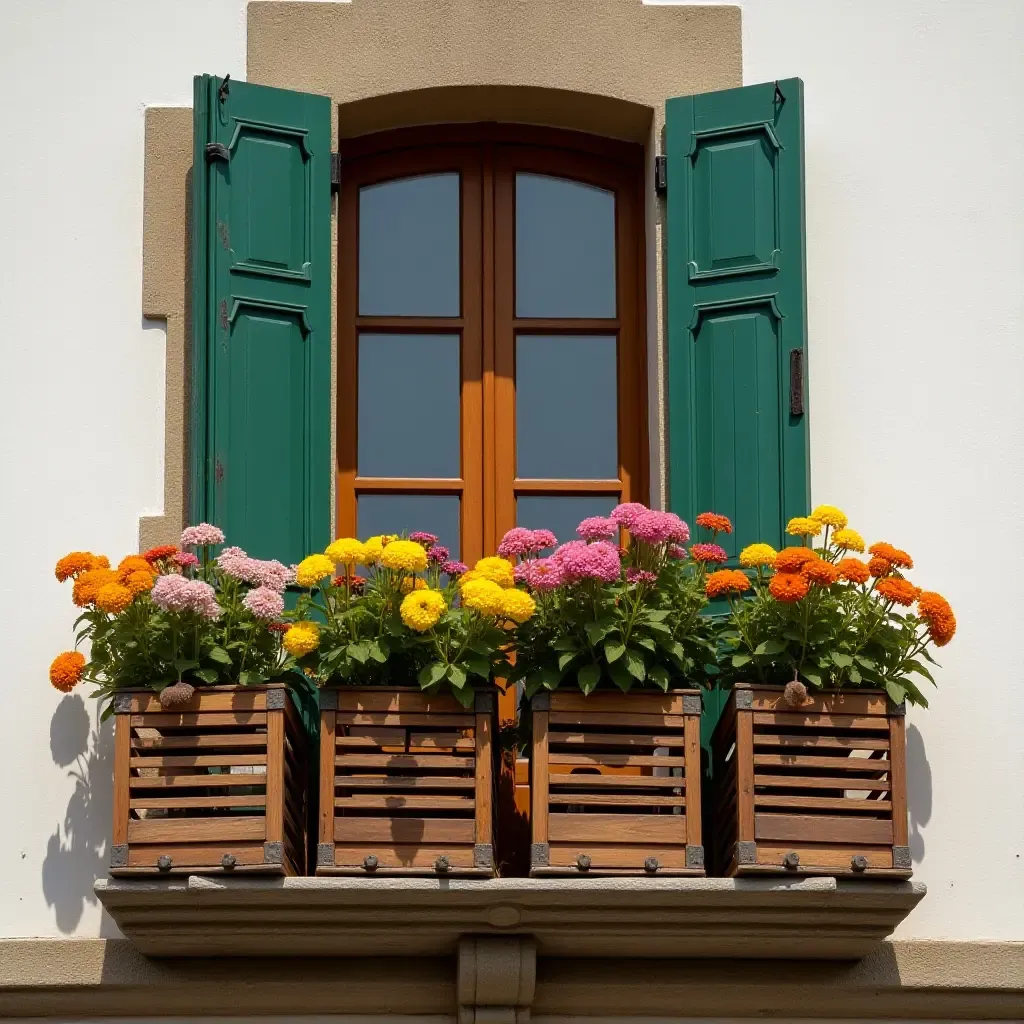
[457,935,536,1024]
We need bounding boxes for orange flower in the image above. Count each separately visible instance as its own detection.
[917,591,956,646]
[837,557,870,585]
[868,542,913,570]
[72,568,117,606]
[801,559,841,586]
[695,512,733,535]
[774,547,819,574]
[876,577,920,606]
[124,569,156,597]
[96,582,134,614]
[142,545,178,563]
[116,555,152,583]
[91,555,110,569]
[55,552,96,582]
[868,556,892,578]
[769,573,810,603]
[49,651,85,692]
[705,569,751,599]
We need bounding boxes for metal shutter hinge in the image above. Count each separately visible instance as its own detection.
[331,153,341,193]
[655,154,668,196]
[205,142,230,163]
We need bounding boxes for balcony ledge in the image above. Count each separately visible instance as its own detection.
[95,874,924,960]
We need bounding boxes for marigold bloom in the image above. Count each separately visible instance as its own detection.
[283,621,320,657]
[786,516,823,538]
[499,588,536,624]
[362,536,386,563]
[917,591,956,646]
[325,537,367,567]
[769,573,810,603]
[869,542,913,569]
[400,589,447,631]
[802,559,841,586]
[810,505,848,529]
[91,555,110,569]
[55,552,97,582]
[739,543,777,568]
[380,540,429,573]
[295,554,336,588]
[400,576,429,594]
[141,545,178,564]
[116,555,152,583]
[832,528,865,553]
[836,557,871,585]
[868,556,893,578]
[696,512,733,535]
[472,556,515,588]
[690,543,728,564]
[72,568,117,606]
[460,578,506,616]
[96,582,134,614]
[876,577,921,607]
[49,651,85,692]
[705,569,751,599]
[773,547,819,574]
[124,569,156,597]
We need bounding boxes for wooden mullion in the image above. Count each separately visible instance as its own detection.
[319,708,336,856]
[512,318,621,332]
[531,705,549,845]
[354,316,465,330]
[265,708,284,847]
[684,709,702,854]
[736,703,756,848]
[112,714,130,848]
[513,478,623,494]
[353,477,465,493]
[889,714,909,849]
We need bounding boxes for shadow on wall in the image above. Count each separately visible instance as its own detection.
[42,694,119,934]
[905,722,932,865]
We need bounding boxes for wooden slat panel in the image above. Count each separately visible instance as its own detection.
[130,794,268,810]
[127,816,266,843]
[130,733,268,750]
[265,707,284,845]
[335,754,473,769]
[130,712,267,728]
[547,844,689,869]
[331,844,475,868]
[548,732,686,748]
[754,842,895,870]
[548,773,684,790]
[549,813,686,844]
[753,754,891,772]
[130,753,268,768]
[334,775,475,790]
[752,733,890,751]
[549,712,688,729]
[532,707,549,844]
[755,794,892,812]
[744,687,889,716]
[334,689,464,714]
[549,692,690,715]
[737,708,755,845]
[336,734,475,751]
[334,794,473,809]
[890,714,909,848]
[129,773,266,789]
[684,708,702,850]
[753,773,890,792]
[548,753,687,768]
[752,712,888,731]
[475,708,493,846]
[336,712,475,727]
[548,792,685,807]
[755,813,894,845]
[320,709,337,850]
[112,714,130,846]
[126,841,267,868]
[127,691,267,714]
[334,817,475,844]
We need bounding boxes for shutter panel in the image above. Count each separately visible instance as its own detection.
[666,79,809,562]
[191,75,332,563]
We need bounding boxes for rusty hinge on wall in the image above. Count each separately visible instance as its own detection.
[789,348,805,416]
[654,154,667,196]
[331,153,341,193]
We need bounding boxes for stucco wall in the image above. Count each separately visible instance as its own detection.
[0,0,1022,944]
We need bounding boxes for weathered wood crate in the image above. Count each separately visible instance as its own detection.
[317,687,496,876]
[110,684,307,876]
[529,689,705,876]
[710,683,911,878]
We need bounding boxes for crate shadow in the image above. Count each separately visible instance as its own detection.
[905,722,932,865]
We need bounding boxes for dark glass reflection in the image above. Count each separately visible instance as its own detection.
[516,334,617,479]
[358,333,460,478]
[516,173,616,318]
[357,494,460,560]
[517,496,618,548]
[359,174,460,316]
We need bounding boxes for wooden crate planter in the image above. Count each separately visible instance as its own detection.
[710,684,910,878]
[529,689,705,876]
[110,683,307,876]
[317,687,496,876]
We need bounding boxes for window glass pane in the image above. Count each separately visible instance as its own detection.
[357,494,460,560]
[516,173,615,318]
[517,496,618,548]
[516,334,617,479]
[359,174,460,316]
[358,333,460,478]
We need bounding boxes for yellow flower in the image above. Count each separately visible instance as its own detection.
[498,588,536,624]
[833,527,866,552]
[739,543,777,568]
[95,582,133,614]
[400,576,428,594]
[283,621,320,656]
[472,556,515,588]
[400,589,446,632]
[296,554,335,588]
[362,536,385,564]
[810,505,848,529]
[325,537,367,567]
[380,539,429,572]
[457,569,481,588]
[786,516,823,538]
[460,578,506,616]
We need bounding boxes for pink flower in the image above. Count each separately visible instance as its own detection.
[180,523,225,547]
[690,543,728,564]
[577,516,617,541]
[554,540,621,584]
[215,547,293,592]
[151,574,222,619]
[173,552,199,570]
[520,556,564,592]
[668,544,688,559]
[626,568,658,586]
[243,586,285,620]
[441,560,469,576]
[426,545,450,564]
[530,529,557,551]
[631,510,690,545]
[498,528,537,559]
[409,532,438,547]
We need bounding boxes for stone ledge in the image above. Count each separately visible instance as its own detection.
[94,874,925,960]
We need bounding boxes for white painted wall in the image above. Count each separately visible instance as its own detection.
[0,0,1021,940]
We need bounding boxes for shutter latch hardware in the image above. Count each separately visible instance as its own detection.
[774,80,785,105]
[654,154,668,196]
[218,74,231,104]
[789,348,805,416]
[205,142,230,163]
[331,153,341,193]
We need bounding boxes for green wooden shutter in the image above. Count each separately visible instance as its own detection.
[191,74,332,563]
[666,79,809,562]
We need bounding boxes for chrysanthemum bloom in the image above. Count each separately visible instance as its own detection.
[380,540,429,573]
[361,536,385,563]
[116,555,153,583]
[124,569,156,597]
[217,549,294,591]
[296,553,336,587]
[150,575,221,618]
[497,527,535,559]
[554,540,622,583]
[72,568,117,607]
[917,591,956,646]
[400,577,429,594]
[499,588,536,624]
[626,568,658,587]
[325,538,367,567]
[180,523,225,548]
[400,588,447,631]
[868,556,893,578]
[243,586,286,620]
[96,582,134,614]
[332,573,367,594]
[739,543,777,568]
[283,621,320,656]
[690,543,728,565]
[773,547,819,574]
[667,544,688,559]
[801,559,841,586]
[441,560,469,577]
[769,573,810,603]
[520,557,564,592]
[142,545,178,564]
[577,516,617,541]
[49,651,85,692]
[186,580,222,619]
[705,569,751,599]
[91,555,111,569]
[529,529,558,552]
[810,505,848,529]
[472,556,515,588]
[876,577,921,607]
[836,557,871,585]
[610,502,649,530]
[696,512,733,535]
[631,510,690,545]
[266,621,290,634]
[460,578,506,616]
[832,528,865,552]
[868,542,913,569]
[786,516,823,538]
[173,551,200,570]
[409,532,439,548]
[426,545,450,564]
[55,551,98,582]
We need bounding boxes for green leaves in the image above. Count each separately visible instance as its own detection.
[603,641,626,664]
[577,663,601,694]
[418,662,447,688]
